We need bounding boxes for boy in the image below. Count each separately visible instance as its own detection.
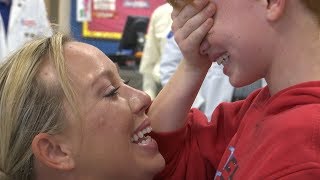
[149,0,320,179]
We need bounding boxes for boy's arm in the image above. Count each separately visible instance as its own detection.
[148,0,216,132]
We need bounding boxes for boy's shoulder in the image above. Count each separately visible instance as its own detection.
[263,104,320,153]
[234,104,320,179]
[266,103,320,131]
[271,103,320,121]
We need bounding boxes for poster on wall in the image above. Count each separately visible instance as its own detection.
[82,0,166,39]
[93,0,116,19]
[77,0,92,22]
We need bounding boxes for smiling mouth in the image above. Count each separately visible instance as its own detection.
[131,126,152,144]
[215,52,230,65]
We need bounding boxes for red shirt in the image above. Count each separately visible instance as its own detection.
[151,81,320,179]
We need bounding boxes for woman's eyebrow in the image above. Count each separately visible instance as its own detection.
[114,62,120,73]
[90,69,114,89]
[114,63,127,82]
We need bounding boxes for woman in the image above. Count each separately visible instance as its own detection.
[0,32,164,180]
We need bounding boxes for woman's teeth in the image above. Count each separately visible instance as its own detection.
[131,126,152,143]
[138,136,152,145]
[216,53,230,65]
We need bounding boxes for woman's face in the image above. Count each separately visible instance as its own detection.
[61,42,165,179]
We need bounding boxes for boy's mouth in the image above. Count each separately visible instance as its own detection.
[215,52,230,65]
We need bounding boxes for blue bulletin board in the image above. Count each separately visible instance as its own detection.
[82,0,166,40]
[71,0,165,54]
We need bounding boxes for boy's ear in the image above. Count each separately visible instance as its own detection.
[266,0,286,21]
[32,133,75,171]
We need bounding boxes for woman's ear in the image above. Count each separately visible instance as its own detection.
[266,0,286,21]
[32,133,75,171]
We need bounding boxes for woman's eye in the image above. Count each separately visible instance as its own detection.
[104,86,120,98]
[123,79,130,85]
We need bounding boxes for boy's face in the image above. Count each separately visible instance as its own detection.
[205,0,275,87]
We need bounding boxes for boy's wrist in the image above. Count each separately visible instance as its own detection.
[182,58,211,75]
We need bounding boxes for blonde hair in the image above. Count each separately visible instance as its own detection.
[0,32,76,180]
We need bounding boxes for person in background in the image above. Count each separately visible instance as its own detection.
[160,35,263,119]
[0,0,52,61]
[149,0,320,179]
[139,3,172,99]
[0,32,164,180]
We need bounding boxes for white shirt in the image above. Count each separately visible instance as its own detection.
[0,0,52,61]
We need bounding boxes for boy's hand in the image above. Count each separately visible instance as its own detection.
[170,0,216,71]
[149,0,217,132]
[167,0,194,9]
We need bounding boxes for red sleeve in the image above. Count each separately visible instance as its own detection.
[151,100,246,180]
[151,109,212,179]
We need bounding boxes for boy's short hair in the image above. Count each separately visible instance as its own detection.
[301,0,320,22]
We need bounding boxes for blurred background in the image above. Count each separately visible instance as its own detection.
[41,0,167,89]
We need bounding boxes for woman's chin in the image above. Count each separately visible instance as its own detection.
[148,153,166,177]
[139,153,165,179]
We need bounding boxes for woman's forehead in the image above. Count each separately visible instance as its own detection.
[64,41,103,56]
[63,42,112,66]
[63,42,118,82]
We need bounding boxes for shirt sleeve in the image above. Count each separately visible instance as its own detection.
[151,101,245,179]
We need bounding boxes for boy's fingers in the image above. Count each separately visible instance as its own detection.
[171,0,208,15]
[168,0,187,10]
[177,18,214,54]
[174,3,216,41]
[168,0,197,10]
[171,0,210,30]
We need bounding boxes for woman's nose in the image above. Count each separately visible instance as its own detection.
[128,87,152,114]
